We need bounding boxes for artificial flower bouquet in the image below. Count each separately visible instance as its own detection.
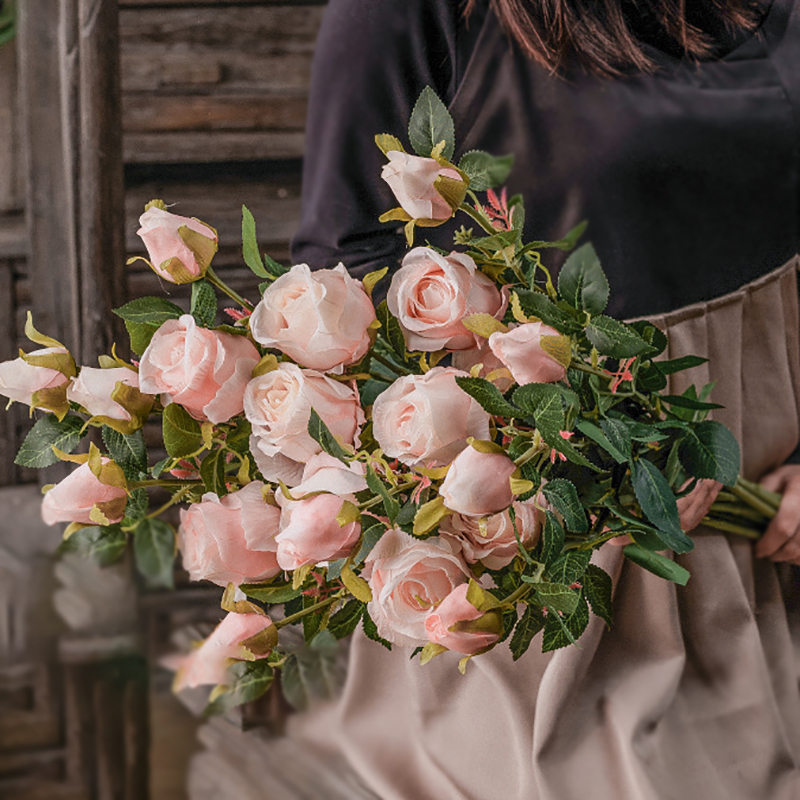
[0,87,780,712]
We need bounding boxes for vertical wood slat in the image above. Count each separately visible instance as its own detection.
[0,42,22,212]
[0,261,17,482]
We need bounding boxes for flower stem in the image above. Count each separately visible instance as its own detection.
[458,203,500,236]
[731,481,779,520]
[129,479,203,490]
[700,516,761,540]
[502,583,532,607]
[206,268,255,311]
[144,485,192,520]
[274,594,342,629]
[370,350,413,377]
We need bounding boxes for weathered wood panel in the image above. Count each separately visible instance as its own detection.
[0,44,22,212]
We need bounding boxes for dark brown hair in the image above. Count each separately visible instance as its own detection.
[464,0,764,76]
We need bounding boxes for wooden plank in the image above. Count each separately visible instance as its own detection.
[0,262,18,483]
[123,93,308,133]
[122,0,325,6]
[0,215,27,258]
[124,130,305,162]
[0,43,22,213]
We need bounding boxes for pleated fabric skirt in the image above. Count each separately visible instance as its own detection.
[296,257,800,800]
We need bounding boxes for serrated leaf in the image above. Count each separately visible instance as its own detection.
[586,316,654,358]
[632,459,693,553]
[228,660,274,706]
[376,300,407,358]
[455,376,520,418]
[307,408,349,464]
[536,582,580,615]
[408,85,455,161]
[279,654,308,710]
[60,525,127,568]
[263,253,289,278]
[327,600,364,639]
[509,604,545,660]
[240,582,301,605]
[190,280,217,327]
[457,150,513,191]
[354,515,387,565]
[658,394,724,412]
[624,543,690,585]
[542,479,588,533]
[542,592,589,652]
[557,243,609,315]
[574,419,627,464]
[125,320,159,355]
[102,426,148,478]
[514,290,581,333]
[679,420,740,485]
[599,418,633,462]
[241,205,268,278]
[366,466,400,522]
[655,355,708,375]
[583,564,613,627]
[546,550,591,586]
[15,414,84,469]
[162,403,203,458]
[539,511,565,567]
[362,608,392,650]
[375,133,405,155]
[341,563,372,603]
[200,449,227,496]
[133,518,175,588]
[112,296,184,326]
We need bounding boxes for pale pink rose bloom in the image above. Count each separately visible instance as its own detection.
[245,363,364,485]
[440,498,545,569]
[439,447,517,516]
[42,461,127,526]
[452,337,514,392]
[425,583,501,655]
[388,248,503,352]
[139,315,259,424]
[381,151,463,221]
[178,482,281,587]
[291,452,368,497]
[137,205,217,282]
[173,612,274,690]
[372,367,490,467]
[363,528,470,647]
[66,367,141,421]
[250,264,376,373]
[0,347,69,406]
[488,322,567,385]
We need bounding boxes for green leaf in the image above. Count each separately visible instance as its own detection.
[628,320,668,356]
[102,426,148,478]
[599,418,633,462]
[366,466,400,523]
[15,414,84,469]
[362,608,392,650]
[574,419,628,464]
[624,543,690,586]
[542,479,588,533]
[200,449,228,496]
[124,488,148,523]
[240,583,301,604]
[655,355,708,375]
[469,228,520,251]
[509,604,545,660]
[354,515,387,565]
[408,85,455,161]
[264,253,289,278]
[303,593,322,642]
[583,564,613,627]
[133,518,175,588]
[539,511,565,567]
[542,592,590,652]
[680,420,740,485]
[280,655,307,710]
[585,316,654,358]
[162,403,203,459]
[557,243,609,315]
[658,394,724,412]
[457,151,513,191]
[112,296,183,326]
[241,205,269,278]
[546,550,591,587]
[536,582,580,616]
[455,376,520,418]
[522,220,588,253]
[190,280,217,327]
[125,320,159,355]
[327,600,365,640]
[307,408,349,464]
[376,300,407,358]
[632,459,693,554]
[281,636,342,711]
[61,525,127,568]
[228,660,274,706]
[514,290,581,333]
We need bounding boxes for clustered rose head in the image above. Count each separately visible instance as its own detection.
[250,264,376,373]
[388,248,503,352]
[489,321,567,385]
[439,444,518,517]
[139,315,260,424]
[178,482,281,587]
[424,583,503,656]
[66,366,155,432]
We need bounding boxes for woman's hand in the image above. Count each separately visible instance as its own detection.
[676,479,722,533]
[755,465,800,565]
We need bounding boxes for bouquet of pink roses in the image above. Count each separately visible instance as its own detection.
[0,87,777,712]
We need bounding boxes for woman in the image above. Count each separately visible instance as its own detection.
[291,1,800,797]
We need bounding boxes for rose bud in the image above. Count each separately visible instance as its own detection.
[42,457,128,527]
[381,151,466,223]
[387,248,503,352]
[67,366,154,433]
[139,315,260,424]
[0,347,73,416]
[172,612,276,691]
[439,444,517,517]
[245,363,364,486]
[249,264,376,373]
[372,367,490,467]
[488,322,568,385]
[452,337,514,392]
[178,482,281,587]
[425,582,502,656]
[136,200,218,284]
[440,498,545,569]
[363,527,470,647]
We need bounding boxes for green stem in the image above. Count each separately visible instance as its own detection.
[569,359,612,381]
[502,583,532,607]
[144,485,192,520]
[737,477,782,510]
[370,350,413,377]
[458,202,500,236]
[731,482,778,520]
[206,268,255,311]
[700,516,761,540]
[129,479,203,490]
[274,594,342,629]
[359,479,418,511]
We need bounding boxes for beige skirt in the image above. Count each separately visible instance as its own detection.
[302,258,800,800]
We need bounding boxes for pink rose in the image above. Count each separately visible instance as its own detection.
[439,446,517,516]
[245,363,364,485]
[178,482,281,587]
[388,248,503,352]
[291,452,368,497]
[440,498,545,569]
[250,264,376,373]
[488,322,567,385]
[372,367,490,467]
[452,338,514,392]
[425,583,502,655]
[0,347,70,407]
[42,460,128,526]
[364,528,470,647]
[137,202,218,283]
[140,315,260,424]
[173,612,275,690]
[66,366,152,424]
[381,151,464,222]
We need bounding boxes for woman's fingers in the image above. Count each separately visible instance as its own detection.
[759,464,799,494]
[755,471,800,559]
[676,479,722,532]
